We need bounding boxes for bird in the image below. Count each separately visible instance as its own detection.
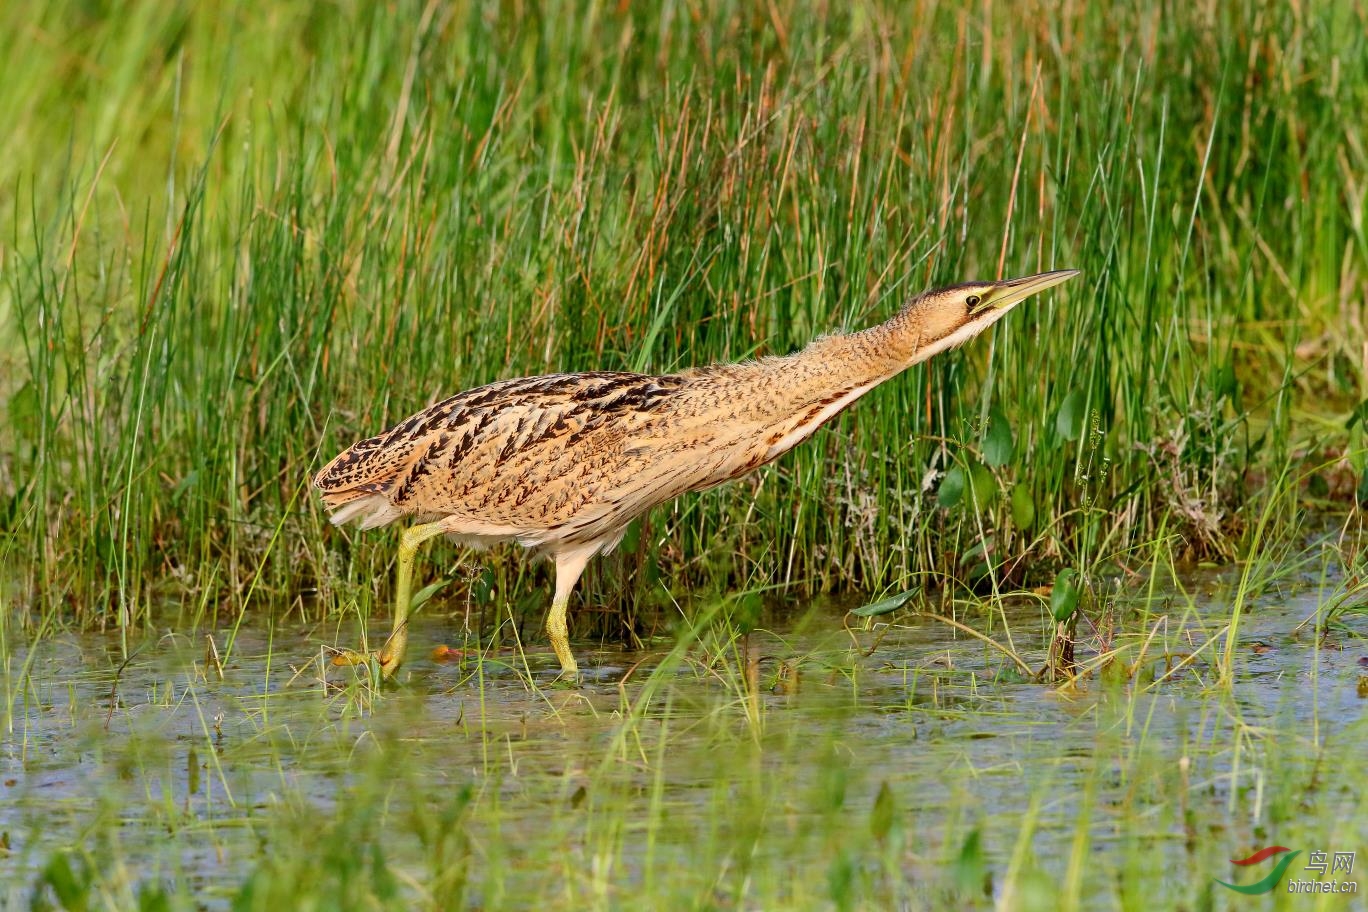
[314,269,1078,680]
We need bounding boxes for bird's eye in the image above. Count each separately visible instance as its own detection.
[966,294,982,309]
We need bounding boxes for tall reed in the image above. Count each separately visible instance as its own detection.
[1,1,1362,637]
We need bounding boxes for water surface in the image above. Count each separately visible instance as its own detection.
[2,570,1363,908]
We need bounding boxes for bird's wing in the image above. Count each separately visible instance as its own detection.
[315,371,695,537]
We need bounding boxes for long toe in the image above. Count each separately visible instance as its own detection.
[331,648,377,667]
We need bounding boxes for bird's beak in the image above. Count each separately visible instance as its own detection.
[977,269,1080,313]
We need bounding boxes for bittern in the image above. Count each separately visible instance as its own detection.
[315,269,1078,679]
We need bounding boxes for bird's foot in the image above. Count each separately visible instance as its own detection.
[547,658,581,687]
[544,672,581,689]
[331,647,401,679]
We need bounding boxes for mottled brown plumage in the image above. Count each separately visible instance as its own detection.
[316,269,1078,679]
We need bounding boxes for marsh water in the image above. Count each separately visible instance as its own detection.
[3,567,1364,909]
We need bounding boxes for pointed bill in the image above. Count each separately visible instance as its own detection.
[981,269,1080,312]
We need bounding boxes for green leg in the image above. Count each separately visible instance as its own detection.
[548,547,594,680]
[546,594,577,679]
[335,520,449,679]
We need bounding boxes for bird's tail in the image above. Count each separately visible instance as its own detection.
[313,433,411,529]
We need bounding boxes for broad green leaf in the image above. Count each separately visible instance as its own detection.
[851,587,919,617]
[981,406,1014,467]
[1051,569,1081,622]
[473,566,497,604]
[43,853,89,909]
[870,781,897,843]
[410,578,449,612]
[1011,484,1036,530]
[967,462,996,506]
[959,539,989,565]
[954,828,986,896]
[1056,390,1087,441]
[937,466,965,508]
[958,538,992,583]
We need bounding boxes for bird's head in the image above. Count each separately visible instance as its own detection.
[898,269,1079,363]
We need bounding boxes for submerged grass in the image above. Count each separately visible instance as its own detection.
[3,578,1364,910]
[2,1,1366,643]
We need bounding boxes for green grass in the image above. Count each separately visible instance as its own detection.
[3,1,1365,641]
[1,5,1367,905]
[3,581,1364,910]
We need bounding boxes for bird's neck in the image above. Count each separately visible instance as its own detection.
[683,306,939,463]
[772,305,936,399]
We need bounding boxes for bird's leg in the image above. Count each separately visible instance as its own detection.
[334,519,449,679]
[378,520,452,675]
[547,547,594,680]
[545,594,575,679]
